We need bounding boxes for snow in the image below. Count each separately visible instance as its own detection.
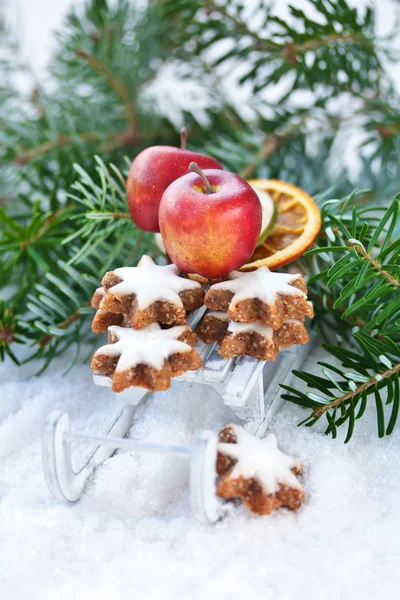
[1,345,400,600]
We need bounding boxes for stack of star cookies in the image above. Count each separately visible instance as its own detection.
[90,257,314,392]
[91,255,204,392]
[198,266,313,361]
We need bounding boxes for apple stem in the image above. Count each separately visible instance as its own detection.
[180,127,189,150]
[189,162,215,194]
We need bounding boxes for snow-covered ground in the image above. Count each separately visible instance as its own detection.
[1,344,400,600]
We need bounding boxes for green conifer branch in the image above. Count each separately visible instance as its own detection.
[282,192,400,441]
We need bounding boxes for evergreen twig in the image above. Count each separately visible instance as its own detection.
[282,192,400,441]
[76,49,137,131]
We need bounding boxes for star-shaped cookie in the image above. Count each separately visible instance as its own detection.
[91,323,201,392]
[99,255,205,329]
[198,311,309,360]
[205,266,313,329]
[90,286,124,332]
[217,424,304,515]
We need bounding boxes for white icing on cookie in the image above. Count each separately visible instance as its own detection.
[219,425,303,494]
[206,311,229,320]
[102,255,201,310]
[228,320,274,338]
[210,266,305,309]
[283,318,300,323]
[95,287,105,297]
[95,323,195,372]
[208,315,304,337]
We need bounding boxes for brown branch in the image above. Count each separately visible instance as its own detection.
[39,307,87,347]
[206,3,364,64]
[349,242,400,288]
[19,207,71,249]
[0,326,15,344]
[109,212,131,219]
[297,32,361,53]
[240,137,282,179]
[205,1,278,51]
[85,211,131,220]
[124,230,144,266]
[315,362,400,417]
[376,125,400,138]
[76,49,137,131]
[15,132,102,165]
[240,118,307,179]
[14,129,143,165]
[241,111,358,178]
[284,33,366,64]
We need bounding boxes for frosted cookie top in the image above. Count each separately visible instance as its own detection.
[102,255,202,309]
[227,320,274,338]
[95,287,105,297]
[207,313,303,337]
[206,311,229,320]
[210,266,305,307]
[96,323,194,372]
[219,425,303,494]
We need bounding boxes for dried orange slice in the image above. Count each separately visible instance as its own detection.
[241,179,321,271]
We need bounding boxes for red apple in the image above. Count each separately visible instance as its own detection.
[126,129,223,232]
[159,163,262,278]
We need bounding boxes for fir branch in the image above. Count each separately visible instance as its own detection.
[286,31,366,57]
[162,0,390,97]
[19,208,70,249]
[39,306,88,347]
[76,49,137,131]
[14,129,148,166]
[348,241,400,289]
[0,299,24,364]
[239,136,283,180]
[9,159,158,369]
[308,291,381,338]
[283,192,400,441]
[239,116,308,179]
[14,132,103,165]
[312,362,400,418]
[204,0,279,51]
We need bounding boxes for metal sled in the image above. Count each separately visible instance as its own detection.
[42,307,314,524]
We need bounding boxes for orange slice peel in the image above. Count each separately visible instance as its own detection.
[241,179,321,271]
